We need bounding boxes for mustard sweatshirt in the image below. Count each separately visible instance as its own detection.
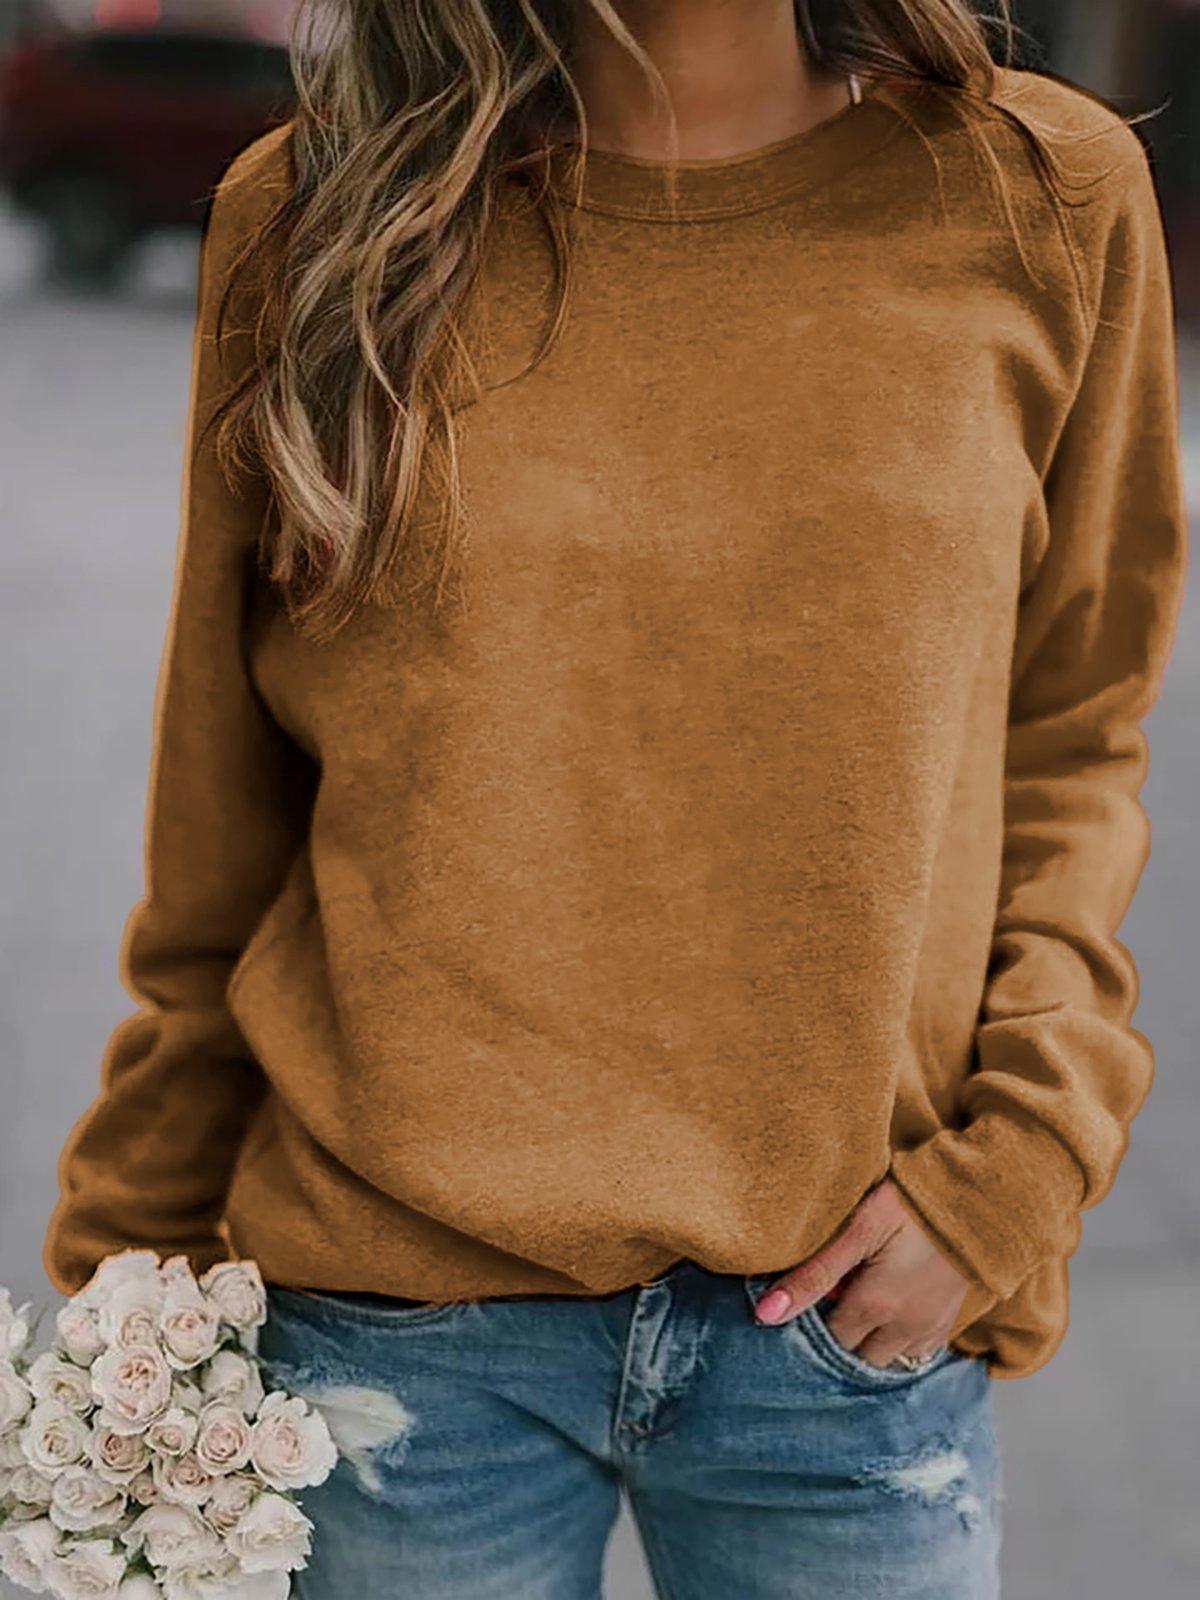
[43,66,1189,1380]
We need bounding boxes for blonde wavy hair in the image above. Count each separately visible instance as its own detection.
[210,0,1160,643]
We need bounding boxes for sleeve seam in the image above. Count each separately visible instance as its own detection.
[1058,132,1156,373]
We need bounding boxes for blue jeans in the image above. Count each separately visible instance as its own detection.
[257,1259,1002,1598]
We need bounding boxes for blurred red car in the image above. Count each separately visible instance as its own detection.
[0,21,295,287]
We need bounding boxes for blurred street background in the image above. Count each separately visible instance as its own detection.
[1,3,1198,1597]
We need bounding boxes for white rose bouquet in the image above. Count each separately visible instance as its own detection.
[0,1251,338,1599]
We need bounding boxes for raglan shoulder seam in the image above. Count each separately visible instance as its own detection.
[990,65,1156,338]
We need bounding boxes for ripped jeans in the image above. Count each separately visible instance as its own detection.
[257,1258,1002,1599]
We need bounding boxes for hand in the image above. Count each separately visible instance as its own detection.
[753,1178,971,1368]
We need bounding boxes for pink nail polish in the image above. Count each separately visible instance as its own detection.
[756,1289,791,1324]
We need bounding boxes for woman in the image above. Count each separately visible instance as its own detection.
[44,1,1187,1594]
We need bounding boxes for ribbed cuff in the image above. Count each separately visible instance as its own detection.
[886,1112,1088,1303]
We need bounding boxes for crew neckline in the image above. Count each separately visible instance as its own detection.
[543,75,899,221]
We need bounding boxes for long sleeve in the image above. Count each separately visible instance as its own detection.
[887,136,1190,1305]
[43,131,314,1298]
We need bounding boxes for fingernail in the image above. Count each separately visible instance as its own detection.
[756,1288,792,1324]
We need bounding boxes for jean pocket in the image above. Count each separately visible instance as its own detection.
[743,1273,957,1390]
[265,1282,472,1331]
